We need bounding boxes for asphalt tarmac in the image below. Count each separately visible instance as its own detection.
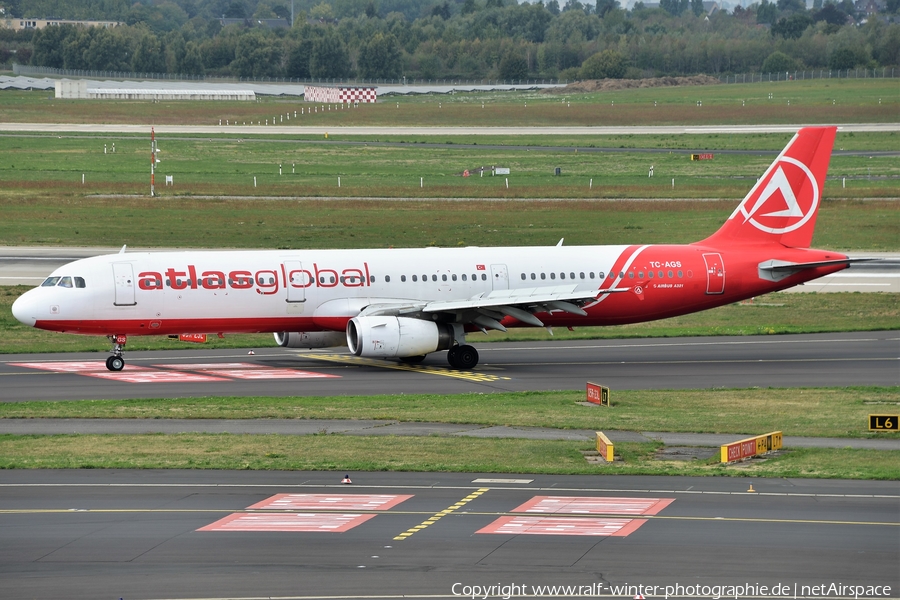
[1,470,897,600]
[1,331,897,402]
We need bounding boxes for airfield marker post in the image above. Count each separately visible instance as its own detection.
[150,127,156,197]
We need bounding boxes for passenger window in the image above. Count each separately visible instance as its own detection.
[41,277,61,287]
[619,272,625,279]
[589,272,595,279]
[401,275,406,282]
[648,271,654,278]
[560,272,565,279]
[677,270,683,278]
[462,274,467,281]
[598,272,604,279]
[580,272,585,279]
[58,276,74,288]
[370,276,375,283]
[570,272,575,279]
[628,272,634,279]
[452,274,457,281]
[638,271,644,278]
[432,274,437,282]
[531,273,536,280]
[658,271,664,278]
[550,273,556,280]
[668,270,674,278]
[521,273,526,280]
[423,274,427,281]
[74,277,86,288]
[385,275,391,283]
[412,275,418,282]
[481,274,487,281]
[540,273,546,280]
[442,274,447,281]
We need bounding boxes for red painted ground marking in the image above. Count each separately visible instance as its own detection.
[204,369,339,380]
[82,371,228,383]
[198,513,375,533]
[10,361,152,373]
[477,516,648,537]
[153,362,264,370]
[512,496,674,516]
[248,494,413,511]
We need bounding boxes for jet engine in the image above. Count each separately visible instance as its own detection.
[346,316,454,358]
[274,331,346,348]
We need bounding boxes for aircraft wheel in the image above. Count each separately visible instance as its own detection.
[399,355,426,364]
[454,345,479,370]
[447,346,460,369]
[106,356,125,372]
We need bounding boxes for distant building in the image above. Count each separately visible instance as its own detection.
[854,0,884,16]
[633,1,720,13]
[0,18,121,31]
[219,17,290,29]
[55,79,256,101]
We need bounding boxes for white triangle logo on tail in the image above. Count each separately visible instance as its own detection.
[739,157,818,235]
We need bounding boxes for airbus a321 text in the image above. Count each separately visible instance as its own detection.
[13,126,863,372]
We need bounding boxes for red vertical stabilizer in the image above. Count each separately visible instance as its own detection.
[699,126,837,249]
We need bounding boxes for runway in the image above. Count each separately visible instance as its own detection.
[1,470,897,600]
[1,331,897,402]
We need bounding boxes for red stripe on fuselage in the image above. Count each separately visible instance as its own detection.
[34,317,327,337]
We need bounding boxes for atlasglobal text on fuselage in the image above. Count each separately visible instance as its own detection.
[13,127,862,371]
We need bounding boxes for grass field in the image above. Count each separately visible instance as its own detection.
[3,387,897,439]
[0,435,895,479]
[0,133,896,204]
[0,78,896,126]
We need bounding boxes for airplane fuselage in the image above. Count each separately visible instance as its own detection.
[15,242,848,337]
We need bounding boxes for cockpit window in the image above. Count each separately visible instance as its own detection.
[58,277,73,288]
[74,277,86,288]
[41,277,61,287]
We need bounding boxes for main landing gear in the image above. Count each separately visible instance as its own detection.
[105,334,126,371]
[447,345,479,370]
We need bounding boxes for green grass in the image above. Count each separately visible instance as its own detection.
[0,134,896,204]
[0,196,897,250]
[0,78,896,126]
[2,387,897,439]
[0,434,895,479]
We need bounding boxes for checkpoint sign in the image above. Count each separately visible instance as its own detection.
[869,414,899,431]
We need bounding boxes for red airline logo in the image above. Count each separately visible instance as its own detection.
[137,262,371,295]
[740,157,818,235]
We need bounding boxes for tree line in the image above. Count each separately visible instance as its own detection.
[3,0,898,81]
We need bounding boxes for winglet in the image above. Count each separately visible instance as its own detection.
[699,126,837,249]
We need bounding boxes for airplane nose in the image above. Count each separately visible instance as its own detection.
[11,292,37,327]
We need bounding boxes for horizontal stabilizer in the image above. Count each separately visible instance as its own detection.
[758,257,874,282]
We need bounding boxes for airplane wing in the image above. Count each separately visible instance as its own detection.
[358,285,630,331]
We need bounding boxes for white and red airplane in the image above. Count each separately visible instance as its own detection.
[13,126,862,372]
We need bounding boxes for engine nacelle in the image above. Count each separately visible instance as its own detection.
[274,331,346,349]
[346,316,453,358]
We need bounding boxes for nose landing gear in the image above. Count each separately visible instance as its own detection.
[106,334,127,371]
